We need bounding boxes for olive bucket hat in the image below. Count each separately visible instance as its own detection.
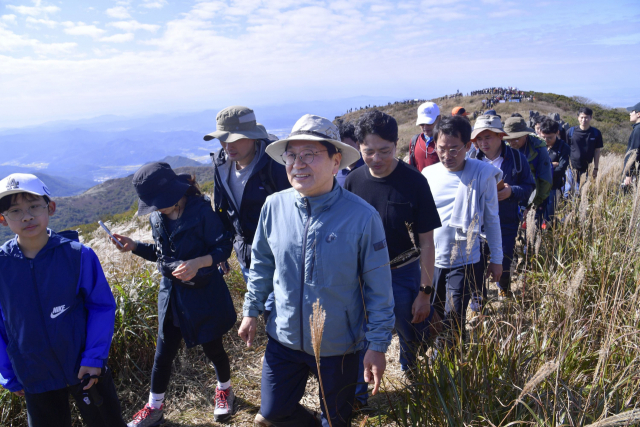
[203,106,269,143]
[133,162,191,215]
[503,117,535,139]
[265,114,361,169]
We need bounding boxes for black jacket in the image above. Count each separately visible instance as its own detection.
[624,122,640,177]
[212,140,291,268]
[133,195,236,347]
[547,138,571,189]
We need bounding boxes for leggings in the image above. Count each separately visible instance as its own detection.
[150,316,231,394]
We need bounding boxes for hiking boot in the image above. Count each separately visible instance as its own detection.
[254,413,274,427]
[214,387,234,422]
[127,403,164,427]
[352,399,371,413]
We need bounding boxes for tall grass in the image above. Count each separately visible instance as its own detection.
[382,154,640,426]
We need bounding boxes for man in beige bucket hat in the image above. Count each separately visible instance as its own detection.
[239,114,395,427]
[207,106,291,324]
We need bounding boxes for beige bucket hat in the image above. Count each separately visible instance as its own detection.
[265,114,361,169]
[503,117,535,139]
[203,106,269,143]
[471,115,507,140]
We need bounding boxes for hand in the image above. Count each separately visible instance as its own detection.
[363,349,386,395]
[172,259,202,281]
[111,233,137,252]
[592,168,598,179]
[411,292,431,324]
[552,162,559,168]
[13,389,25,397]
[77,366,101,390]
[486,262,503,282]
[624,176,633,186]
[218,261,230,275]
[238,317,257,347]
[497,183,512,201]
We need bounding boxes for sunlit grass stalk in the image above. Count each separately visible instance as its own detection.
[310,299,332,427]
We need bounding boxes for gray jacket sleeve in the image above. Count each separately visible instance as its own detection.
[242,204,275,318]
[360,211,395,353]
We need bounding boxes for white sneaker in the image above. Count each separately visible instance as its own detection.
[214,386,235,422]
[127,403,164,427]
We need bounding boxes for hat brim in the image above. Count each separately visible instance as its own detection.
[627,106,638,112]
[203,123,269,142]
[265,135,361,170]
[0,188,48,200]
[504,130,534,140]
[136,178,190,216]
[471,128,507,141]
[416,117,438,126]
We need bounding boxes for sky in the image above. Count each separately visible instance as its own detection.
[1,0,639,128]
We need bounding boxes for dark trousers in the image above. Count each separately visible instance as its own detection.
[479,225,518,294]
[150,316,231,394]
[25,368,126,427]
[432,262,484,338]
[260,336,359,427]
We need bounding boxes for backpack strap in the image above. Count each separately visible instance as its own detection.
[409,134,420,167]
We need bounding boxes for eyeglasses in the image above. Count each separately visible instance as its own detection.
[2,203,49,221]
[436,147,464,157]
[281,149,328,166]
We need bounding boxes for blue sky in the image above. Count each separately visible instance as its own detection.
[1,0,639,128]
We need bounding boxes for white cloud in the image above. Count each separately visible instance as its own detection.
[32,41,77,55]
[106,6,132,20]
[1,14,18,25]
[25,16,58,28]
[108,20,160,32]
[595,33,640,46]
[6,0,60,17]
[140,0,167,9]
[63,22,106,38]
[100,33,135,43]
[0,24,76,54]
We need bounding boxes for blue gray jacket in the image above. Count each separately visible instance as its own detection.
[0,231,116,394]
[476,142,535,225]
[243,183,395,356]
[133,195,236,347]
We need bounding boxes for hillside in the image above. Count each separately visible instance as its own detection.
[0,166,215,242]
[335,90,632,157]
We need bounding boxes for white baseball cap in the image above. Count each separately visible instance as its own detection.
[0,173,52,201]
[416,102,441,125]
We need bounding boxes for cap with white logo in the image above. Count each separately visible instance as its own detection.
[416,102,441,126]
[0,173,52,201]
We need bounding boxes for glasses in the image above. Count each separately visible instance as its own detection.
[281,149,328,166]
[436,147,464,157]
[2,204,49,221]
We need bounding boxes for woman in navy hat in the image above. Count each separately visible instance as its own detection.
[112,162,237,426]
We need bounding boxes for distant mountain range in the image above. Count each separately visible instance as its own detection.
[0,95,395,184]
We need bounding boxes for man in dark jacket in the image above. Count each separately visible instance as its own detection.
[206,106,291,319]
[624,101,640,186]
[566,107,603,184]
[541,118,570,221]
[471,115,535,301]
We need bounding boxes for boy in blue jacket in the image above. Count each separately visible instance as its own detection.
[0,173,126,427]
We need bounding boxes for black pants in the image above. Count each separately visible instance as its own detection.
[150,316,231,394]
[25,368,126,427]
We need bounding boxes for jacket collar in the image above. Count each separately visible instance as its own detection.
[1,229,70,260]
[215,139,268,210]
[294,179,342,216]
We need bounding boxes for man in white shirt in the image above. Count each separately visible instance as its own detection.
[422,116,503,341]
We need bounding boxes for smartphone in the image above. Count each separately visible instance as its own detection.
[98,221,124,248]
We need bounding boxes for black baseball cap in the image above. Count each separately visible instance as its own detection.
[132,162,191,215]
[627,102,640,112]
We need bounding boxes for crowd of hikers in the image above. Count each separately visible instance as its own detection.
[1,96,639,427]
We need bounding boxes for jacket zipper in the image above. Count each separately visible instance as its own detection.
[299,198,312,351]
[30,260,69,386]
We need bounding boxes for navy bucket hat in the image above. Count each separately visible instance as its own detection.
[133,162,191,215]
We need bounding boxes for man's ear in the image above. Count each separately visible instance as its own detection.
[48,201,56,217]
[332,153,343,174]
